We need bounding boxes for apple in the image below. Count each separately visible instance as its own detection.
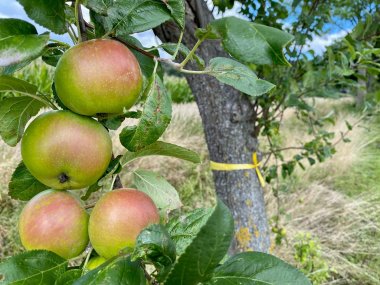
[18,190,89,259]
[54,39,143,116]
[88,189,160,259]
[21,110,112,190]
[85,256,107,271]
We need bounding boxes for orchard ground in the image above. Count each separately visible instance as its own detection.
[0,63,379,285]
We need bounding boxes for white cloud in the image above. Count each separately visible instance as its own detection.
[304,29,350,55]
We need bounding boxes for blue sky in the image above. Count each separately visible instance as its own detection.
[1,0,353,56]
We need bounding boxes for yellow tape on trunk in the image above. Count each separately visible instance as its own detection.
[210,152,266,187]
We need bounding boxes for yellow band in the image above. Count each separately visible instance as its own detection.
[210,152,266,187]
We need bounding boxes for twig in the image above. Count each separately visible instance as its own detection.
[172,31,184,60]
[74,0,83,42]
[179,37,204,68]
[76,1,88,41]
[141,262,159,285]
[81,247,93,275]
[67,24,77,43]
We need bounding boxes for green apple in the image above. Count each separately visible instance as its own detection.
[54,39,143,116]
[88,188,160,259]
[85,256,107,271]
[21,110,112,190]
[18,190,89,259]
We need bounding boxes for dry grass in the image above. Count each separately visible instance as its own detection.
[270,185,380,284]
[0,99,379,285]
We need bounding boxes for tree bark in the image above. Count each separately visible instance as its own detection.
[355,68,366,108]
[154,0,270,253]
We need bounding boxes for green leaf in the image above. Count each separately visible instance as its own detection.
[86,0,173,36]
[8,161,49,201]
[121,141,200,165]
[17,0,66,34]
[97,155,122,187]
[55,269,82,285]
[166,208,213,256]
[0,250,67,285]
[42,43,69,67]
[133,169,182,215]
[164,0,185,30]
[98,110,142,131]
[207,252,311,285]
[82,155,123,200]
[164,199,234,285]
[202,17,293,66]
[285,94,313,111]
[0,75,38,95]
[207,57,275,97]
[0,96,45,146]
[132,224,176,273]
[0,34,49,75]
[73,256,145,285]
[120,76,172,151]
[81,183,101,201]
[0,18,37,38]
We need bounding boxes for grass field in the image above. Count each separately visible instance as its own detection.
[0,64,379,284]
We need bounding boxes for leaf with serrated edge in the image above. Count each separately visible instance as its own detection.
[17,0,66,34]
[0,34,49,75]
[73,256,145,285]
[121,141,200,166]
[166,208,213,256]
[132,224,176,266]
[54,269,82,285]
[164,199,234,285]
[207,57,275,97]
[0,250,67,285]
[87,0,172,36]
[207,252,311,285]
[204,17,293,66]
[0,18,37,38]
[9,161,49,201]
[164,0,185,30]
[133,169,182,215]
[0,75,38,95]
[120,76,172,151]
[0,96,45,146]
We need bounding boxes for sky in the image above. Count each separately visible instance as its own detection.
[0,0,353,56]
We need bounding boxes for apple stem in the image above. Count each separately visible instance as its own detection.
[81,247,93,275]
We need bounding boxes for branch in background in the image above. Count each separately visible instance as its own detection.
[333,115,366,146]
[141,263,159,285]
[77,2,88,41]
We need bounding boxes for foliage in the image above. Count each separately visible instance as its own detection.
[164,75,193,103]
[209,2,379,243]
[293,233,330,285]
[0,0,312,284]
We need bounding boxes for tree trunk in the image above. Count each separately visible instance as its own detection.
[155,0,270,253]
[355,68,366,108]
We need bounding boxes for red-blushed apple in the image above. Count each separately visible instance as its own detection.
[88,188,160,259]
[18,190,89,259]
[54,39,143,116]
[21,110,112,190]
